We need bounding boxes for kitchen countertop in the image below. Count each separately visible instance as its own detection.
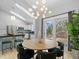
[0,34,24,38]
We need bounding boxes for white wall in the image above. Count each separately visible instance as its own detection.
[46,0,79,17]
[0,10,31,35]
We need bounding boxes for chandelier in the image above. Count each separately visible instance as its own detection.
[28,0,52,19]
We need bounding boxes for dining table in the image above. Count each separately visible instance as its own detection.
[22,39,57,50]
[22,39,58,59]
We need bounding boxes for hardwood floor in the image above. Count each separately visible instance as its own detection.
[64,51,72,59]
[0,49,17,59]
[0,49,72,59]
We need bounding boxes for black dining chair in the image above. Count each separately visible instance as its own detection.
[57,41,64,51]
[17,43,34,59]
[48,47,64,59]
[36,52,56,59]
[57,42,64,59]
[48,41,64,59]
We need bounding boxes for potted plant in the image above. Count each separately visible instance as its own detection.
[67,11,79,59]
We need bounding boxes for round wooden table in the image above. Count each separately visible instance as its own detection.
[22,39,57,50]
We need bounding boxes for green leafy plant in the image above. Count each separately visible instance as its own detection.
[67,12,79,49]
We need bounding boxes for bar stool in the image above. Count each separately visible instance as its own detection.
[2,40,12,54]
[14,39,23,48]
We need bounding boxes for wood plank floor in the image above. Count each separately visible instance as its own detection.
[0,49,72,59]
[0,49,17,59]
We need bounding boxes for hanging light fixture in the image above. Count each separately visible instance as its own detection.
[27,0,52,19]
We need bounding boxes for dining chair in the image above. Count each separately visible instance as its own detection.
[57,41,64,51]
[48,46,64,59]
[48,41,64,59]
[36,52,56,59]
[17,43,34,59]
[57,42,64,59]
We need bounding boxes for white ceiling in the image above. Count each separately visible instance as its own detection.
[0,0,79,24]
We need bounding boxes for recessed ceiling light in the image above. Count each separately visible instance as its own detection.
[36,1,39,5]
[28,8,33,12]
[10,11,25,21]
[49,11,52,14]
[32,5,37,9]
[15,3,33,18]
[11,16,16,20]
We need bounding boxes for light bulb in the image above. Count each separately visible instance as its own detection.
[43,5,45,8]
[32,5,37,9]
[40,8,44,11]
[45,7,48,11]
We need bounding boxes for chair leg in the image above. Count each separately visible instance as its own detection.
[31,57,34,59]
[62,56,64,59]
[39,54,41,59]
[57,57,60,59]
[32,55,34,59]
[10,43,11,49]
[2,44,3,54]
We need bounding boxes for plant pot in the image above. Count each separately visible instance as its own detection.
[72,49,79,59]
